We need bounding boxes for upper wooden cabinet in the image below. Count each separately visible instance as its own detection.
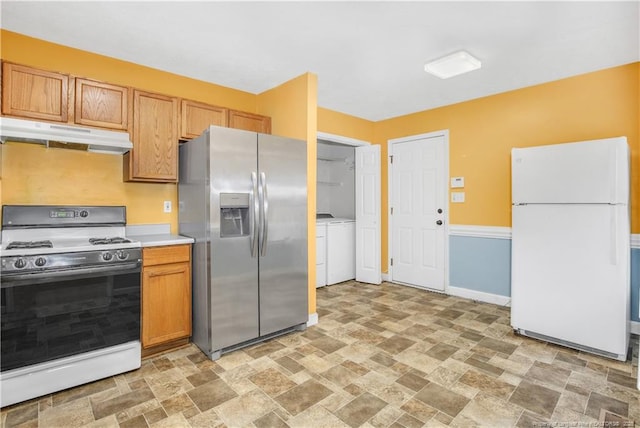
[124,90,179,182]
[74,78,129,130]
[180,99,227,140]
[1,62,69,122]
[228,110,271,134]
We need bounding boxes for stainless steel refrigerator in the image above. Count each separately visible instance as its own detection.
[179,125,308,360]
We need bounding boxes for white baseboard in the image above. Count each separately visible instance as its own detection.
[631,320,640,336]
[447,286,511,307]
[307,312,318,327]
[381,273,390,282]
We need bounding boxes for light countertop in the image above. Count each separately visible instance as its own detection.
[130,234,194,247]
[126,224,194,247]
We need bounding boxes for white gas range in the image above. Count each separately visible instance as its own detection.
[0,205,142,408]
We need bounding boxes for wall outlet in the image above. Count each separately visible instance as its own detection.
[163,201,172,213]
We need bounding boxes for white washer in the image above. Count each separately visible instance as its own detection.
[325,218,356,285]
[315,221,327,288]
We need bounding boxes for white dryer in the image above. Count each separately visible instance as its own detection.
[316,214,355,286]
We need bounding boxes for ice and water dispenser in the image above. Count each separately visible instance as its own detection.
[219,193,251,237]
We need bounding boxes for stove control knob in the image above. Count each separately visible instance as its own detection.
[116,250,129,260]
[35,257,47,267]
[80,210,89,218]
[102,252,113,261]
[14,258,26,269]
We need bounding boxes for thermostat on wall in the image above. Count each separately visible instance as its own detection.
[450,177,464,188]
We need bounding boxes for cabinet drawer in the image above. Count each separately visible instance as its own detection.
[143,244,190,266]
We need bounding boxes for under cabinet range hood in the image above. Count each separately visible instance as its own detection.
[0,117,133,154]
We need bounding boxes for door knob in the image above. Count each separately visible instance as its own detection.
[436,220,443,225]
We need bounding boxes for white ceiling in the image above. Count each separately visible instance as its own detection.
[1,1,638,121]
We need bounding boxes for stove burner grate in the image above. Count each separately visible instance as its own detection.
[89,237,132,245]
[6,240,54,250]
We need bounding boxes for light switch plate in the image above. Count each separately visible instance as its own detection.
[450,177,465,188]
[451,192,465,203]
[163,201,172,213]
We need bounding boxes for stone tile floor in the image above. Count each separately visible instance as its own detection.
[2,281,639,427]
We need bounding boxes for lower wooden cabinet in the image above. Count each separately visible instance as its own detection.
[142,244,192,349]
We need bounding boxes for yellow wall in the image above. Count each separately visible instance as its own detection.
[318,107,374,143]
[257,73,319,314]
[373,63,639,271]
[317,64,639,274]
[2,142,176,226]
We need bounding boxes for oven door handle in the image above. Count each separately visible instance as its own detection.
[1,262,141,283]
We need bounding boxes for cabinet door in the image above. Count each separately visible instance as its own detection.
[1,62,69,122]
[74,78,129,130]
[142,261,192,348]
[180,99,227,139]
[127,90,179,182]
[228,110,271,134]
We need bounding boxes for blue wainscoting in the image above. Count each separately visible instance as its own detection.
[449,234,640,323]
[632,248,639,322]
[449,235,512,297]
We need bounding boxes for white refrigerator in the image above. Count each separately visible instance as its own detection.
[511,137,630,361]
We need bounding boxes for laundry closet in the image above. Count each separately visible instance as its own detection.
[316,139,356,287]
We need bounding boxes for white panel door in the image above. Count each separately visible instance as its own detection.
[355,145,381,284]
[390,135,446,291]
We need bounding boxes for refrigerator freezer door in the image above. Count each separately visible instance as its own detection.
[512,137,628,204]
[178,132,211,355]
[209,127,260,351]
[258,133,308,336]
[511,204,630,359]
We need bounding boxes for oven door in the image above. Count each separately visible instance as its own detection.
[1,262,141,372]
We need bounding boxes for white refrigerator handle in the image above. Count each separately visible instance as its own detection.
[250,172,259,258]
[260,172,269,256]
[609,205,617,265]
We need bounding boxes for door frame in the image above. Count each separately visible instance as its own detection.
[387,130,450,291]
[317,131,370,148]
[316,132,382,285]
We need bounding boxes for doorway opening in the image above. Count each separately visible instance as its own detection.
[316,132,381,287]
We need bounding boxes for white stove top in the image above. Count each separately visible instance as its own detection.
[0,226,141,257]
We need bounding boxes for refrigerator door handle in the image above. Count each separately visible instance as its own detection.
[260,172,269,256]
[250,172,259,257]
[610,205,617,265]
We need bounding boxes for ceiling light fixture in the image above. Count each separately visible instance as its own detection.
[424,51,482,79]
